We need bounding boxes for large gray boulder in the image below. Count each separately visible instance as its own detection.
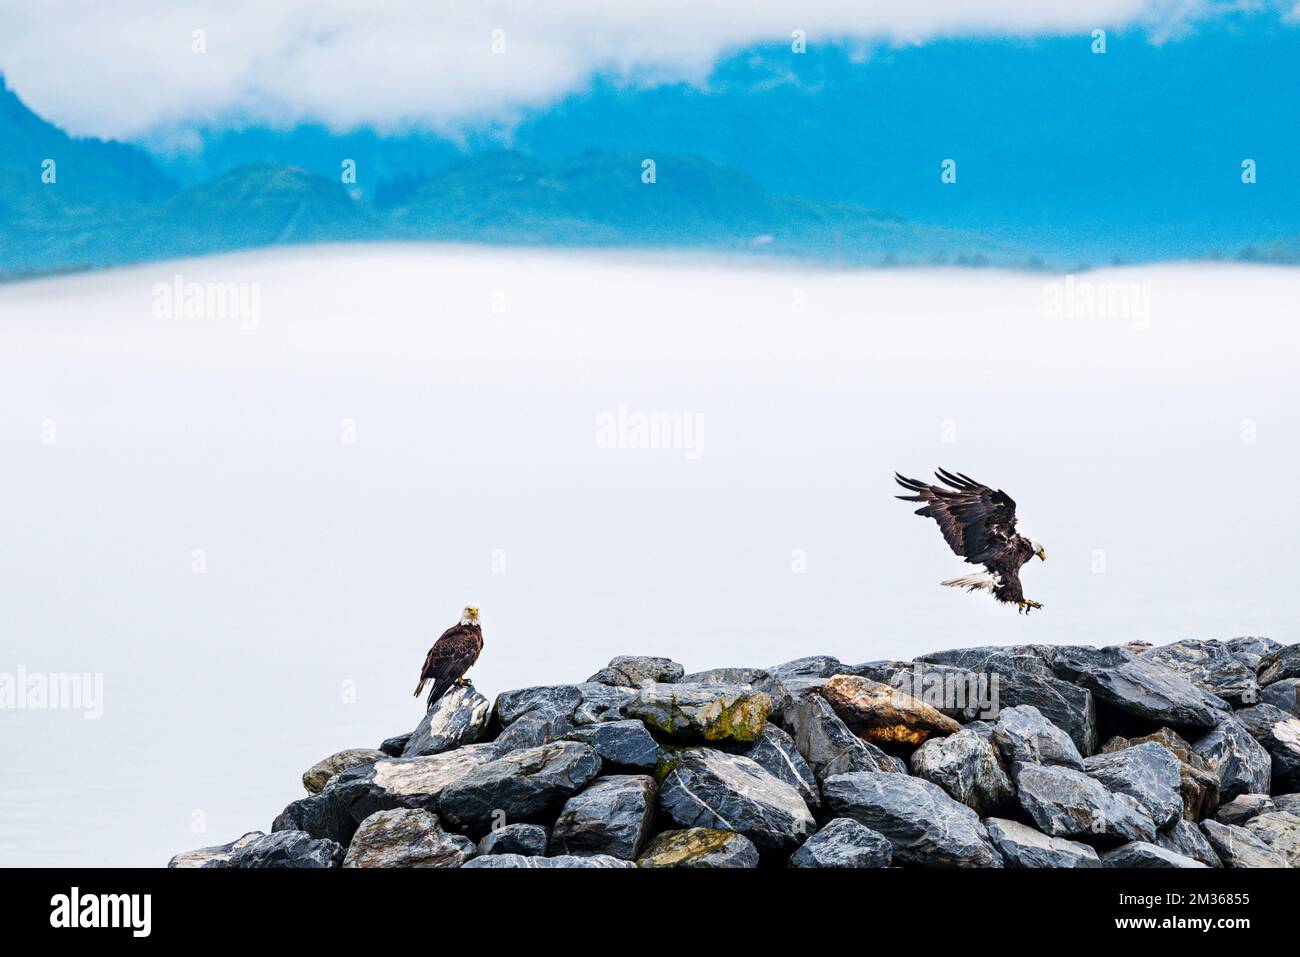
[562,719,660,772]
[492,708,576,752]
[1101,842,1207,868]
[786,694,905,783]
[1200,819,1291,868]
[658,748,815,853]
[993,705,1085,769]
[1155,819,1222,867]
[1192,716,1273,800]
[330,744,501,825]
[909,729,1014,816]
[681,667,767,686]
[401,685,492,756]
[1261,678,1300,717]
[636,828,760,868]
[737,724,821,811]
[984,818,1100,868]
[302,748,388,794]
[476,823,549,857]
[1013,762,1156,843]
[463,853,635,868]
[343,809,475,868]
[1141,639,1260,707]
[1083,742,1184,828]
[1100,728,1219,821]
[548,775,657,860]
[1215,793,1274,825]
[273,784,358,846]
[787,818,892,868]
[587,655,685,687]
[1232,705,1300,792]
[1244,811,1300,866]
[622,682,771,743]
[228,830,344,868]
[822,771,1003,867]
[1051,648,1228,727]
[916,645,1058,673]
[984,665,1098,756]
[1223,637,1282,670]
[438,741,603,834]
[495,683,635,726]
[1258,644,1300,686]
[167,831,264,868]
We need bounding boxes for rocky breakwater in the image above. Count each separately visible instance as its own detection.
[170,642,1300,869]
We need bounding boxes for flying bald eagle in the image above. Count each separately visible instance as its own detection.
[895,470,1046,613]
[414,606,484,709]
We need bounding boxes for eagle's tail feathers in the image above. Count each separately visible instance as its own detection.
[940,572,996,593]
[413,678,427,698]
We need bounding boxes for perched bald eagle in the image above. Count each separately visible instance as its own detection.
[414,606,484,709]
[895,470,1047,613]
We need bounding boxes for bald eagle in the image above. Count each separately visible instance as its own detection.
[414,606,484,709]
[895,470,1046,613]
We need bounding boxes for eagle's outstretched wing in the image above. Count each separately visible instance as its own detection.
[895,469,1019,564]
[414,624,482,710]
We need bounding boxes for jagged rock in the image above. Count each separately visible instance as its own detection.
[1232,705,1300,791]
[562,719,660,772]
[493,710,575,752]
[1244,811,1300,865]
[495,683,634,726]
[850,660,990,722]
[228,830,344,868]
[1192,716,1273,800]
[168,832,264,868]
[1013,762,1156,843]
[1101,842,1207,868]
[273,785,358,846]
[737,724,821,811]
[681,667,767,686]
[993,705,1085,769]
[823,771,1003,867]
[983,818,1100,868]
[1200,820,1291,868]
[1261,678,1300,716]
[1258,645,1300,686]
[916,644,1057,673]
[909,729,1014,815]
[983,664,1098,756]
[379,733,412,757]
[1274,793,1300,815]
[787,694,905,782]
[463,853,635,868]
[1084,742,1184,828]
[548,775,657,860]
[817,674,961,747]
[302,748,388,794]
[330,744,503,824]
[1141,639,1260,707]
[1051,648,1228,727]
[477,823,549,857]
[1216,793,1275,825]
[963,720,997,745]
[587,655,685,688]
[623,682,771,743]
[767,655,846,678]
[401,685,492,756]
[438,741,603,834]
[343,809,475,868]
[658,748,815,852]
[1224,637,1282,670]
[788,818,892,868]
[634,828,756,867]
[1155,819,1222,867]
[1100,728,1219,821]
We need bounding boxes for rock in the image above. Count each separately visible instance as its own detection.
[658,748,815,853]
[983,818,1101,868]
[983,665,1099,757]
[379,733,412,757]
[1155,819,1222,867]
[916,644,1057,673]
[343,809,475,868]
[463,853,635,868]
[1100,728,1219,821]
[759,673,831,724]
[1231,705,1300,792]
[1274,793,1300,815]
[817,674,961,747]
[1223,636,1282,670]
[993,705,1085,769]
[493,710,576,752]
[1051,648,1228,727]
[788,818,892,868]
[401,685,492,756]
[228,830,344,868]
[767,655,846,678]
[587,655,685,687]
[1101,842,1207,868]
[548,775,657,860]
[495,683,634,726]
[823,771,1003,867]
[273,785,358,846]
[167,831,264,868]
[681,667,767,686]
[1258,644,1300,686]
[736,724,821,811]
[1244,811,1300,866]
[302,748,388,794]
[909,729,1014,815]
[1261,678,1300,716]
[637,828,760,868]
[330,744,503,825]
[1013,762,1156,843]
[850,660,991,722]
[1141,639,1260,707]
[787,694,906,782]
[562,719,660,772]
[1215,793,1275,825]
[623,682,770,743]
[438,741,603,834]
[1083,742,1184,828]
[1191,716,1273,800]
[477,823,549,857]
[1200,819,1291,868]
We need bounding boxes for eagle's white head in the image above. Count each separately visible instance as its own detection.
[1031,541,1046,561]
[461,605,480,625]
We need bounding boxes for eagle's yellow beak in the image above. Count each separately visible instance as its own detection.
[468,607,479,616]
[1036,548,1047,561]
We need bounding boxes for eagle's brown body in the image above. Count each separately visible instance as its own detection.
[414,621,484,710]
